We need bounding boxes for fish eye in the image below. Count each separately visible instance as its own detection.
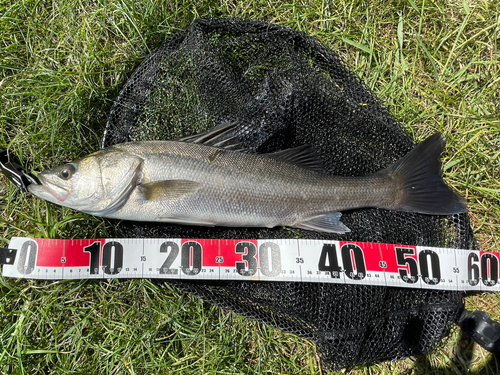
[59,164,76,180]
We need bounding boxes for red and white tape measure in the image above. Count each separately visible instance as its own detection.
[2,237,499,292]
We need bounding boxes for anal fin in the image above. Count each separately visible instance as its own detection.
[294,212,350,234]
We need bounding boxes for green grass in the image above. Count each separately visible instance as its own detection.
[1,0,499,373]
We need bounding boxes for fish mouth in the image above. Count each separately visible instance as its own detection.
[28,176,69,203]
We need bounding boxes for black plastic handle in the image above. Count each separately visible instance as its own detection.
[0,147,39,192]
[458,310,500,353]
[0,247,17,266]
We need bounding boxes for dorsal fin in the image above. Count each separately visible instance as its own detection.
[178,122,244,150]
[266,145,325,172]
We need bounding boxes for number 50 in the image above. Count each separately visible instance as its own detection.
[396,247,441,285]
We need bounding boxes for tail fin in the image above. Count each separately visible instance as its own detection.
[385,133,466,215]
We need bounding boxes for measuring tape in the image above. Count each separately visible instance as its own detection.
[1,237,499,292]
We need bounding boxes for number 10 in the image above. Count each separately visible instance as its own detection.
[84,241,124,275]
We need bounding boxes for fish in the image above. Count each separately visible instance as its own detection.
[27,124,466,233]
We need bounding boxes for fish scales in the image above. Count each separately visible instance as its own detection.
[110,141,395,228]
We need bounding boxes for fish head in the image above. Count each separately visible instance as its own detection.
[28,148,143,215]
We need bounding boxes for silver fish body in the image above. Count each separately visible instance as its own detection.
[28,132,465,233]
[105,142,396,228]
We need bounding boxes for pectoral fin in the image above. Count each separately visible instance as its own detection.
[138,180,202,201]
[294,212,351,234]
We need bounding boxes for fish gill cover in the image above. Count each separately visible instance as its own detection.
[103,18,476,370]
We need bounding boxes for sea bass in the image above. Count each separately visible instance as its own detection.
[28,126,465,233]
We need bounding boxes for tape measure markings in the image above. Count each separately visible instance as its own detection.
[2,237,499,292]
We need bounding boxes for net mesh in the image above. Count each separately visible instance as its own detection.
[103,18,476,370]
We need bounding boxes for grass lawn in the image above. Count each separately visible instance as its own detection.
[1,0,499,373]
